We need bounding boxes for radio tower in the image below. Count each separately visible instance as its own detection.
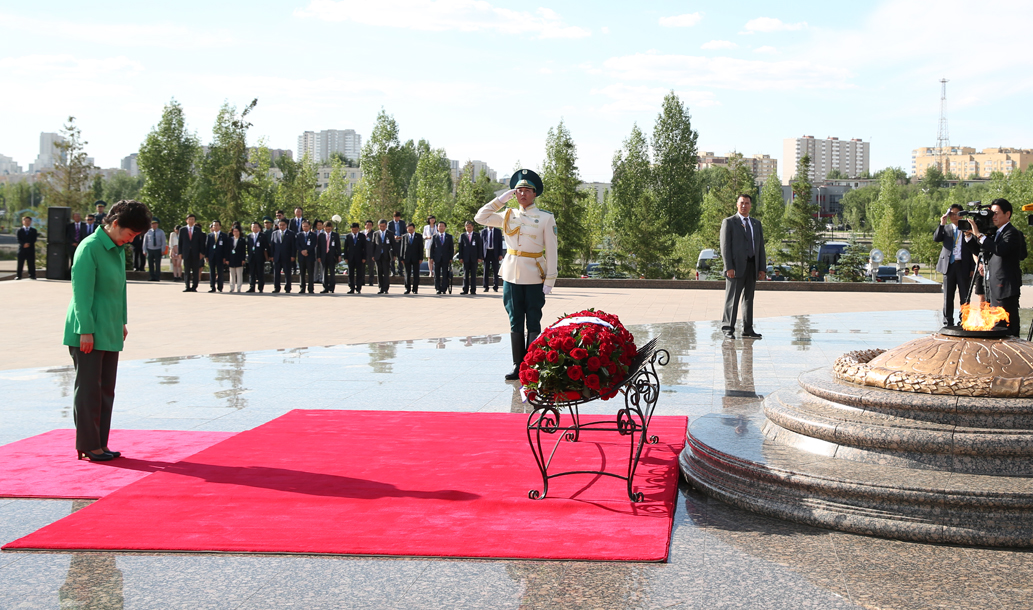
[936,78,950,173]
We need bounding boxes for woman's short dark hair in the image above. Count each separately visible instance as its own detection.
[105,200,151,232]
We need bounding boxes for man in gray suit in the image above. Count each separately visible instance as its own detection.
[720,194,766,339]
[934,203,976,327]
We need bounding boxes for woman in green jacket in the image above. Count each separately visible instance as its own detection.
[64,200,151,461]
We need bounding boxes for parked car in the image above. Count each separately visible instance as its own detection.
[874,266,899,282]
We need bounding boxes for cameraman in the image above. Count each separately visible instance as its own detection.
[969,198,1028,336]
[934,204,976,327]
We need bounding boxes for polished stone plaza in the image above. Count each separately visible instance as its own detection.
[3,305,1033,609]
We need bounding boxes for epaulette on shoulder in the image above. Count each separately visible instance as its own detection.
[536,208,554,216]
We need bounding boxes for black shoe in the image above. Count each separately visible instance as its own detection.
[272,289,281,293]
[404,290,411,294]
[493,287,498,292]
[320,289,329,293]
[246,289,255,293]
[348,289,355,294]
[77,449,115,462]
[742,331,763,339]
[504,363,521,381]
[103,449,121,458]
[208,289,216,293]
[183,288,191,292]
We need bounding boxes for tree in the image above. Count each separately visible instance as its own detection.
[537,120,590,276]
[274,155,319,218]
[906,191,940,267]
[840,184,879,236]
[205,99,257,224]
[757,172,785,258]
[103,173,145,204]
[350,109,403,223]
[784,154,821,276]
[651,91,699,236]
[139,99,199,225]
[698,187,732,250]
[831,240,869,282]
[869,170,906,255]
[241,141,277,223]
[922,165,945,190]
[43,117,95,212]
[451,162,491,229]
[609,124,652,267]
[318,157,353,221]
[826,168,846,180]
[409,146,453,225]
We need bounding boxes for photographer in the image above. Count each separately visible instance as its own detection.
[968,198,1028,336]
[934,204,976,327]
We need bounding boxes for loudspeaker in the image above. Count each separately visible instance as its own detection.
[48,207,70,245]
[46,243,69,280]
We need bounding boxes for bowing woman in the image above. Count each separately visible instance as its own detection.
[63,199,151,461]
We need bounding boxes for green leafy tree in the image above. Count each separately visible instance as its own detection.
[537,120,590,276]
[241,141,277,223]
[609,124,653,270]
[650,91,700,236]
[784,154,821,276]
[869,170,906,255]
[922,165,945,190]
[697,188,732,250]
[452,162,485,229]
[840,184,879,236]
[826,168,847,180]
[317,157,353,221]
[393,139,420,202]
[624,190,677,278]
[350,109,403,223]
[103,173,145,204]
[830,240,869,282]
[139,99,199,225]
[409,146,453,225]
[757,172,785,258]
[906,191,940,267]
[43,117,96,213]
[274,155,319,218]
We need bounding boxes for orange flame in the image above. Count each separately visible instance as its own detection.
[960,302,1010,331]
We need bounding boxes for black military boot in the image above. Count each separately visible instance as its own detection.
[505,332,526,380]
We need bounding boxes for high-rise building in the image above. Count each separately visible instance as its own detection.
[698,152,778,185]
[0,154,23,175]
[450,160,497,184]
[296,129,362,163]
[912,146,1033,178]
[782,136,869,184]
[29,132,66,174]
[121,153,140,177]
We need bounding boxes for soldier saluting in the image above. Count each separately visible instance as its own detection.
[475,169,558,380]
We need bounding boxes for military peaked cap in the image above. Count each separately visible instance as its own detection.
[509,169,543,197]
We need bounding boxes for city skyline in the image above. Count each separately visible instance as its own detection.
[1,1,1031,182]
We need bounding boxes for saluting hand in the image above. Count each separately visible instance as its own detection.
[499,189,517,203]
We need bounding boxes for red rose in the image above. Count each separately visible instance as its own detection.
[585,374,600,390]
[601,388,620,400]
[568,365,583,381]
[549,337,564,349]
[586,356,601,371]
[570,347,588,360]
[532,349,546,363]
[546,350,560,363]
[562,336,576,352]
[519,370,529,384]
[520,361,530,371]
[565,391,581,401]
[524,368,539,383]
[607,362,618,376]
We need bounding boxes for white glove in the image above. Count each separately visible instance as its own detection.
[542,285,552,295]
[499,189,517,203]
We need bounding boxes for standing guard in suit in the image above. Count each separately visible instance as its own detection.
[131,232,146,271]
[270,218,296,294]
[295,220,317,294]
[401,222,424,294]
[93,201,107,227]
[318,220,341,293]
[372,219,394,294]
[363,220,377,287]
[142,218,166,281]
[481,225,504,292]
[389,211,406,276]
[458,220,482,295]
[16,216,38,280]
[261,216,275,279]
[66,212,86,273]
[475,169,558,380]
[719,194,766,339]
[205,220,229,293]
[246,221,268,293]
[344,223,367,294]
[430,221,454,295]
[178,214,205,292]
[969,198,1028,336]
[84,214,97,237]
[934,203,977,327]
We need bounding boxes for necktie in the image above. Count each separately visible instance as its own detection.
[743,218,755,256]
[75,224,80,240]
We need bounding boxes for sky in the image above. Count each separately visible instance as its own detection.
[2,0,1032,183]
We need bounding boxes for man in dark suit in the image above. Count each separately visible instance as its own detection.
[131,232,146,271]
[66,212,86,271]
[934,203,977,327]
[287,207,306,234]
[481,224,503,292]
[84,214,97,237]
[270,218,296,293]
[295,220,317,294]
[430,220,454,295]
[363,220,376,287]
[205,220,229,292]
[16,216,37,280]
[400,222,424,294]
[246,221,269,293]
[344,223,367,294]
[318,220,341,293]
[372,219,394,294]
[458,220,482,295]
[720,194,766,339]
[389,211,406,276]
[178,214,205,292]
[93,201,107,226]
[970,198,1028,336]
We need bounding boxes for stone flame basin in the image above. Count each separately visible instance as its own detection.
[680,330,1033,547]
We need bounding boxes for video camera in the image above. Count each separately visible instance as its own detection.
[957,201,995,234]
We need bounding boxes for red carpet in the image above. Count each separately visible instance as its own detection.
[0,429,234,499]
[4,410,686,561]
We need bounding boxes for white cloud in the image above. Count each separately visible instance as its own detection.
[295,0,590,39]
[754,46,777,54]
[589,83,720,114]
[744,17,807,32]
[701,40,737,50]
[658,13,703,28]
[600,26,609,34]
[601,53,854,91]
[0,12,237,48]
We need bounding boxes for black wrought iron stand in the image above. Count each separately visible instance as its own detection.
[526,337,669,502]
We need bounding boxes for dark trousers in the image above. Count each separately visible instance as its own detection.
[16,248,35,279]
[183,257,201,290]
[391,245,402,275]
[994,294,1022,337]
[147,249,162,281]
[376,256,391,292]
[366,256,376,286]
[322,258,336,292]
[462,261,478,294]
[133,245,146,271]
[404,260,420,292]
[69,347,119,452]
[942,262,971,326]
[434,259,449,292]
[248,257,265,291]
[208,260,225,291]
[274,259,292,292]
[298,255,315,292]
[483,256,500,290]
[721,258,757,332]
[503,281,545,338]
[348,260,364,291]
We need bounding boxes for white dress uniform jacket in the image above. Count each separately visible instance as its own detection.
[474,198,558,288]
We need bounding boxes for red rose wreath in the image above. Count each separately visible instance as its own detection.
[519,309,637,402]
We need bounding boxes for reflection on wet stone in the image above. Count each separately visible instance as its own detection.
[792,315,817,349]
[58,501,124,610]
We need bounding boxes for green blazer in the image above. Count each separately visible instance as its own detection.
[63,228,128,352]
